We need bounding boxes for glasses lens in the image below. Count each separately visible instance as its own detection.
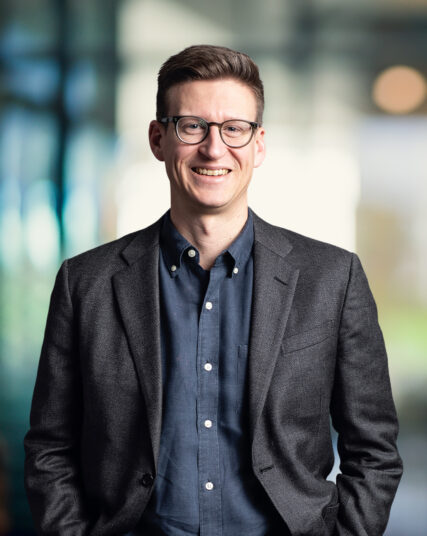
[221,120,253,147]
[177,117,207,143]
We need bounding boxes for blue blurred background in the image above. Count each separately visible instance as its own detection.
[0,0,426,534]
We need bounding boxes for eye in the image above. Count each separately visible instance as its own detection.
[183,122,201,130]
[222,121,250,137]
[179,118,206,135]
[224,125,242,133]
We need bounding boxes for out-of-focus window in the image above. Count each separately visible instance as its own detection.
[0,0,118,528]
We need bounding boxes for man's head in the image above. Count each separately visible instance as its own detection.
[149,45,266,219]
[156,44,264,124]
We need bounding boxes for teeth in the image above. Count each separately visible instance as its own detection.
[194,168,229,176]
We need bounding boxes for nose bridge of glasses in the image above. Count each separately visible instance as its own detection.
[203,121,225,144]
[207,121,222,129]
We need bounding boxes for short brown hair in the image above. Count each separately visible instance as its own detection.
[156,44,264,123]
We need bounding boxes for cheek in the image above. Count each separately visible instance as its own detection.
[240,151,257,172]
[164,153,192,184]
[168,146,193,166]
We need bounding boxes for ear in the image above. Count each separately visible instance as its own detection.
[149,120,166,161]
[253,126,266,168]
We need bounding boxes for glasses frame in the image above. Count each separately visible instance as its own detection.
[160,115,260,148]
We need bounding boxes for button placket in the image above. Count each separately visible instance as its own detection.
[196,264,224,534]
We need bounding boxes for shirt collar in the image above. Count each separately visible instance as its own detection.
[160,211,192,278]
[220,210,254,277]
[160,209,254,278]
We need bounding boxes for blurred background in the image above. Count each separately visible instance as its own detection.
[0,0,426,534]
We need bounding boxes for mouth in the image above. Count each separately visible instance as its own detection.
[192,167,231,177]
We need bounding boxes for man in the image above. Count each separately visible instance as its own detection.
[25,45,402,536]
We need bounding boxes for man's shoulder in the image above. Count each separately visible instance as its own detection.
[252,211,353,267]
[65,216,163,279]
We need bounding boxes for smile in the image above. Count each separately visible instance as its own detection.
[192,168,230,176]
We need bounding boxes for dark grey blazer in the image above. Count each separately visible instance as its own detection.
[24,212,402,536]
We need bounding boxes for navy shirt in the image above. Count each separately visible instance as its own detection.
[137,210,282,536]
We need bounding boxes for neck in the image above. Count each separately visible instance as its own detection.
[170,204,249,270]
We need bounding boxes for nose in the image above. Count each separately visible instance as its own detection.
[197,124,228,160]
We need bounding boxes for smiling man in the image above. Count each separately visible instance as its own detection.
[25,45,402,536]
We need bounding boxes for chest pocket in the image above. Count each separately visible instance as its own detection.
[273,320,337,418]
[281,320,335,354]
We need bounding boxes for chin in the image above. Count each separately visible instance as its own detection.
[192,194,233,210]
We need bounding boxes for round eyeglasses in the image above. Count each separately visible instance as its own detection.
[160,116,260,148]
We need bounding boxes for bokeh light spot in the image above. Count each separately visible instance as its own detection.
[372,65,426,114]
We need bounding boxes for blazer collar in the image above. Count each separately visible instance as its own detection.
[119,215,163,266]
[252,209,293,258]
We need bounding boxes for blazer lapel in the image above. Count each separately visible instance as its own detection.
[112,219,163,466]
[248,213,300,434]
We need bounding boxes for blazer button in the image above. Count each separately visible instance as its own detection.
[141,473,154,487]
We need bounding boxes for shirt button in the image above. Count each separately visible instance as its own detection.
[205,301,213,310]
[204,419,213,428]
[233,267,239,274]
[205,481,214,491]
[187,249,196,258]
[204,363,213,371]
[171,265,177,272]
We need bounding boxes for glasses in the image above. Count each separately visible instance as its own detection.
[160,115,260,148]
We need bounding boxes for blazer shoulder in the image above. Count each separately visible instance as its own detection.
[64,216,163,286]
[252,210,353,268]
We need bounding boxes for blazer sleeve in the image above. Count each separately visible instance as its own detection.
[330,253,403,535]
[24,260,92,535]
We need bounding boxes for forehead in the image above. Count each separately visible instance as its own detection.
[166,78,258,120]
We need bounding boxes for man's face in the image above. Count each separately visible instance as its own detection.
[149,78,266,216]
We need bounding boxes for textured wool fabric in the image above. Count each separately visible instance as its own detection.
[24,211,402,536]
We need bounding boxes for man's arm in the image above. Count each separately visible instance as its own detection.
[331,253,403,535]
[24,260,92,534]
